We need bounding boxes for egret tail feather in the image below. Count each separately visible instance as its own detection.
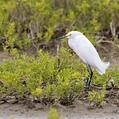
[96,62,110,75]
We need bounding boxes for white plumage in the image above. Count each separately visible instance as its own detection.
[66,31,110,75]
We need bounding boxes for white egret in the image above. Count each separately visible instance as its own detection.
[57,31,110,88]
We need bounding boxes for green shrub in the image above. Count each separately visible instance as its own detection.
[0,48,84,104]
[0,48,119,105]
[0,0,119,50]
[48,107,60,119]
[88,85,106,105]
[92,66,119,87]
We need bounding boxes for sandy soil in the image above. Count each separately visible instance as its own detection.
[0,101,119,119]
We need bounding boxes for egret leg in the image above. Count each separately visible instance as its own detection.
[86,64,93,88]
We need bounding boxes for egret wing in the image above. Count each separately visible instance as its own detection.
[68,35,101,66]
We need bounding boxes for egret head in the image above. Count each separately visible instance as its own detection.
[65,31,83,39]
[55,31,83,40]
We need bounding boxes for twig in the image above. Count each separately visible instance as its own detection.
[96,39,114,44]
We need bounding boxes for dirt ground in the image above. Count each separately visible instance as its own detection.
[0,101,119,119]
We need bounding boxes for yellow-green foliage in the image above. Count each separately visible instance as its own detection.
[106,66,119,87]
[0,48,119,104]
[4,22,17,50]
[88,85,106,105]
[0,0,119,50]
[48,107,60,119]
[0,48,84,104]
[92,66,119,87]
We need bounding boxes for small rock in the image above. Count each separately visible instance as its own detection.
[7,99,18,104]
[0,100,5,104]
[6,96,17,104]
[6,96,15,100]
[29,95,34,102]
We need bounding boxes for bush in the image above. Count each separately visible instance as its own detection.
[48,107,60,119]
[92,66,119,87]
[88,85,106,105]
[0,48,84,105]
[0,48,119,105]
[0,0,119,51]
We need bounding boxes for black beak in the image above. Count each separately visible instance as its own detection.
[55,35,67,40]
